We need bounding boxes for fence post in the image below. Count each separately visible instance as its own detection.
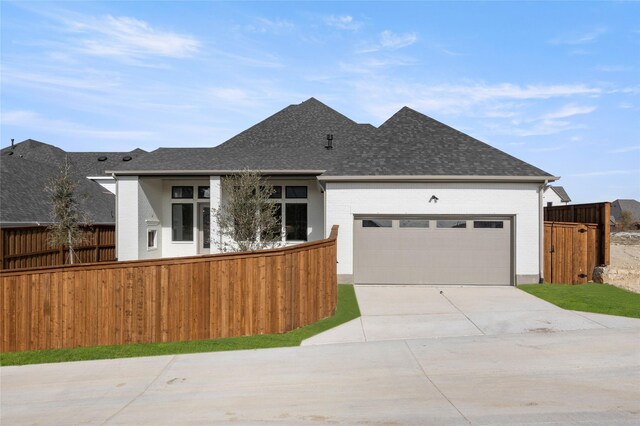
[602,202,610,265]
[95,226,101,262]
[0,228,4,270]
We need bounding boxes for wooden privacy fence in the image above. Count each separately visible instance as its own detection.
[544,202,610,266]
[0,226,338,353]
[0,225,116,270]
[544,221,603,284]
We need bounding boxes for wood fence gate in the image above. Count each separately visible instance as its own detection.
[544,221,601,284]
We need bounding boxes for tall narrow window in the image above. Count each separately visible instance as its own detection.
[285,203,307,241]
[172,204,193,241]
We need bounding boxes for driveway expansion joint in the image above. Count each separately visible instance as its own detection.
[438,290,486,335]
[100,355,177,425]
[403,340,472,425]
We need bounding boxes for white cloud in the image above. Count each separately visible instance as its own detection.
[244,18,294,34]
[325,15,362,31]
[549,27,607,45]
[66,15,200,60]
[541,104,596,120]
[380,30,418,49]
[607,145,640,154]
[2,110,155,140]
[359,30,418,53]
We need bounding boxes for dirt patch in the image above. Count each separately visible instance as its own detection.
[606,232,640,293]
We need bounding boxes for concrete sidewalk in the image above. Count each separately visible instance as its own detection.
[302,285,640,345]
[2,328,639,424]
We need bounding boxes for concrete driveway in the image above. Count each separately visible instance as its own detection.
[2,285,640,425]
[302,285,640,345]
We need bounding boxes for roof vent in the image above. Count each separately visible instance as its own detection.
[122,156,132,162]
[325,134,333,150]
[97,156,107,161]
[11,138,15,149]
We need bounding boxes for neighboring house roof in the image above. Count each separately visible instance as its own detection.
[548,186,571,203]
[0,140,145,225]
[611,199,640,221]
[110,98,555,179]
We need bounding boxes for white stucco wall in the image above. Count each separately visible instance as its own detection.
[116,176,139,261]
[138,178,163,259]
[324,181,542,283]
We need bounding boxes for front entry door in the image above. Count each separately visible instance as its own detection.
[198,203,210,254]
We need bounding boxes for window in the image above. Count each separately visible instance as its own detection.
[399,219,429,228]
[172,204,194,241]
[362,219,392,228]
[147,229,157,249]
[474,221,504,229]
[437,220,466,229]
[285,203,307,241]
[198,186,210,199]
[172,186,193,199]
[285,186,307,199]
[262,203,282,240]
[269,186,282,199]
[547,202,553,207]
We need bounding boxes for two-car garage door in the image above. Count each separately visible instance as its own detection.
[353,216,513,285]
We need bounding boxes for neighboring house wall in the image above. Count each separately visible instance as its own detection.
[543,188,564,206]
[325,181,541,284]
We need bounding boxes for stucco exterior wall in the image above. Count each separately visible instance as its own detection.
[116,176,139,261]
[138,178,163,260]
[325,181,542,283]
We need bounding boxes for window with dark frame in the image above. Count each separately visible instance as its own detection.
[473,221,504,229]
[261,203,282,240]
[362,219,392,228]
[399,219,430,228]
[172,203,194,241]
[436,220,467,229]
[269,186,282,199]
[285,203,307,241]
[285,186,307,199]
[198,186,210,199]
[172,186,193,199]
[147,229,157,248]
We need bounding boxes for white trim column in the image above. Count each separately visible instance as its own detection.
[116,176,139,260]
[209,176,222,253]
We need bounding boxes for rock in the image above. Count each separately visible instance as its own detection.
[592,266,609,284]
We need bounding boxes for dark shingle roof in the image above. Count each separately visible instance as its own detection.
[110,98,553,178]
[0,140,145,224]
[611,199,640,221]
[549,186,571,202]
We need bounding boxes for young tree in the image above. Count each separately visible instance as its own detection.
[45,158,87,264]
[214,171,282,252]
[618,210,635,231]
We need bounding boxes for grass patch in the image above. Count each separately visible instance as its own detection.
[1,284,360,367]
[518,283,640,319]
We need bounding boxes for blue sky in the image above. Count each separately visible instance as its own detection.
[1,1,639,203]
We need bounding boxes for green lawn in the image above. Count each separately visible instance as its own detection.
[0,284,360,367]
[519,283,640,319]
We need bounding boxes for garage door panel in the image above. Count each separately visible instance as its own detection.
[354,217,512,285]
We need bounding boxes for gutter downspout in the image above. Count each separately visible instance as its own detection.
[112,173,119,261]
[538,179,548,284]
